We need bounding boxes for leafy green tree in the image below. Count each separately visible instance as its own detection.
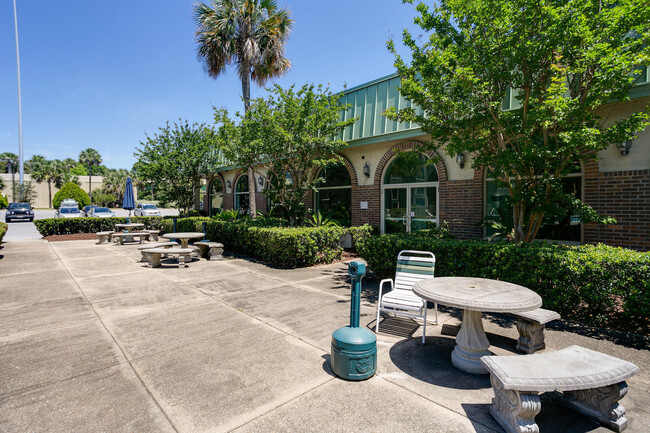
[194,0,293,217]
[134,120,217,211]
[78,148,103,201]
[102,169,133,204]
[53,182,90,209]
[388,0,649,242]
[0,152,18,174]
[29,156,61,208]
[216,84,355,224]
[91,188,116,207]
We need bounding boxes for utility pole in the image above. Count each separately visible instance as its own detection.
[13,0,25,201]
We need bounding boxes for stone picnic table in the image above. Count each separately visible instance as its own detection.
[413,277,542,375]
[162,232,205,249]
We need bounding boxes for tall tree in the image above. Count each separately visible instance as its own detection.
[134,120,217,211]
[194,0,293,217]
[388,0,649,242]
[216,84,355,223]
[29,156,61,208]
[78,148,103,202]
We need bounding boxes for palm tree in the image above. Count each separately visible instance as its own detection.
[29,156,61,208]
[194,0,292,217]
[78,148,102,202]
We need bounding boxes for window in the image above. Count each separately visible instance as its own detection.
[209,178,223,216]
[234,175,249,214]
[485,170,582,242]
[381,152,439,233]
[315,163,352,225]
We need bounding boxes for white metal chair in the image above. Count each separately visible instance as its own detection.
[375,250,437,344]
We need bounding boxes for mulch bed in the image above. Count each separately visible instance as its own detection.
[43,233,98,242]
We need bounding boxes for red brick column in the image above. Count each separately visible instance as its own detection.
[440,168,484,239]
[583,159,650,251]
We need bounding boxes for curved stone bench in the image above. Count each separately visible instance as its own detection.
[145,229,160,241]
[96,231,114,245]
[481,345,639,433]
[194,241,224,261]
[510,308,561,354]
[138,242,181,262]
[142,247,197,269]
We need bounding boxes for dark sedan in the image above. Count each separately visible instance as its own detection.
[5,202,34,222]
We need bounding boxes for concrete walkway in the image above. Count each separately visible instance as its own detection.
[1,239,648,432]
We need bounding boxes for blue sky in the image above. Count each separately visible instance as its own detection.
[0,0,422,170]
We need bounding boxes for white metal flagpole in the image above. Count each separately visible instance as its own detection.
[13,0,24,199]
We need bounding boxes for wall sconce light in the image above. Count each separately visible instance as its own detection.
[456,153,466,169]
[226,180,232,189]
[258,176,264,186]
[616,139,633,156]
[363,162,370,178]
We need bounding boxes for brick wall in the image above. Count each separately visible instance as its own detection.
[584,160,650,251]
[439,169,484,239]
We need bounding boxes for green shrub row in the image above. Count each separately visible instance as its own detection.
[0,222,7,243]
[159,217,373,268]
[34,217,165,236]
[357,233,650,334]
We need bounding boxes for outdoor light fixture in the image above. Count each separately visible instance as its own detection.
[226,180,232,189]
[363,162,370,178]
[258,176,264,186]
[616,139,633,156]
[456,153,466,169]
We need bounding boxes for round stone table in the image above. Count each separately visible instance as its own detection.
[162,232,204,249]
[114,223,145,242]
[413,277,542,375]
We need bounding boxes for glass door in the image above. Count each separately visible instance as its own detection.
[410,187,437,231]
[384,188,407,233]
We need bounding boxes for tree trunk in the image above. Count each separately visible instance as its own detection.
[88,165,92,203]
[241,68,256,217]
[47,181,52,208]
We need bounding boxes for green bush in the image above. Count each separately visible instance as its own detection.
[0,222,7,243]
[159,217,345,268]
[52,183,90,209]
[34,216,164,236]
[357,233,650,334]
[0,194,8,209]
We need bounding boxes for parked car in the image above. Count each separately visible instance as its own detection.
[134,203,161,217]
[61,199,79,208]
[83,205,100,216]
[56,206,82,218]
[88,207,115,218]
[5,202,34,222]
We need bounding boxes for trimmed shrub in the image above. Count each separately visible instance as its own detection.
[159,217,345,268]
[34,216,164,236]
[0,222,7,243]
[0,194,8,209]
[53,183,90,209]
[357,233,650,334]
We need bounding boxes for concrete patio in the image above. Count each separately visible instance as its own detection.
[1,239,648,432]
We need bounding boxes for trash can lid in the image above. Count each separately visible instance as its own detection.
[332,326,377,351]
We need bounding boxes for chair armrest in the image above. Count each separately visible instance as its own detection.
[378,278,394,301]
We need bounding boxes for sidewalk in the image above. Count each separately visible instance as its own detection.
[1,239,648,432]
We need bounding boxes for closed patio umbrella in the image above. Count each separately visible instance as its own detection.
[123,177,135,222]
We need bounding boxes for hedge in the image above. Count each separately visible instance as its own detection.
[0,222,7,243]
[357,233,650,334]
[159,217,374,268]
[34,217,164,236]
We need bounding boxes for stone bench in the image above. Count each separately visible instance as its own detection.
[112,232,150,245]
[142,247,198,269]
[138,242,180,262]
[194,241,224,261]
[145,229,160,241]
[510,308,561,354]
[96,231,114,245]
[481,345,639,433]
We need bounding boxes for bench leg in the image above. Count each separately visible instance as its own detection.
[148,254,161,268]
[516,320,546,354]
[208,247,223,261]
[97,236,107,245]
[563,382,629,432]
[151,233,158,241]
[178,254,187,269]
[140,252,150,263]
[489,375,541,433]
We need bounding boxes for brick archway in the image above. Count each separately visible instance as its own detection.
[374,141,448,186]
[205,173,226,215]
[310,154,357,217]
